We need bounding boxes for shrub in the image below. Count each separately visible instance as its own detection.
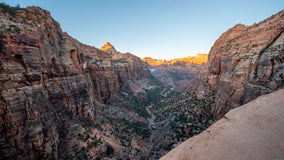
[7,25,21,33]
[0,2,23,16]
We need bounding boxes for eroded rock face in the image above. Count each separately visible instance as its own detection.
[0,5,149,159]
[161,89,284,160]
[199,10,284,118]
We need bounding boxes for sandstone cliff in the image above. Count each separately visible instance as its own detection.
[161,89,284,160]
[0,4,149,159]
[198,10,284,118]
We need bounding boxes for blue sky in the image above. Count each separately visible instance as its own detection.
[1,0,283,59]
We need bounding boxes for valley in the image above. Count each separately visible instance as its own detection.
[0,3,283,160]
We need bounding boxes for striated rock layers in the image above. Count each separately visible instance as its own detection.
[0,5,149,159]
[161,89,284,160]
[197,10,284,118]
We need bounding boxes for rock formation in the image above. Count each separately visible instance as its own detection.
[0,4,150,159]
[100,42,115,52]
[100,42,117,55]
[197,10,284,118]
[160,89,284,160]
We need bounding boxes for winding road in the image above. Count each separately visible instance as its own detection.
[146,105,160,159]
[146,88,172,159]
[146,105,156,128]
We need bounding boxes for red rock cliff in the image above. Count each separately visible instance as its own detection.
[0,5,149,159]
[198,10,284,118]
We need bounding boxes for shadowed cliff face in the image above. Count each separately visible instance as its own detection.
[198,10,284,119]
[0,5,149,159]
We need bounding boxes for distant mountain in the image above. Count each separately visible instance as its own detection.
[142,54,208,90]
[100,42,117,53]
[142,54,208,66]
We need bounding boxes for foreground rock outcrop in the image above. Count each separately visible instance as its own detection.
[161,89,284,160]
[197,10,284,118]
[0,4,150,159]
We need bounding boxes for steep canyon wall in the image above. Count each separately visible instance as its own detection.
[198,10,284,118]
[0,6,149,159]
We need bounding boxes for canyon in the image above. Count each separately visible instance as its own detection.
[0,3,283,160]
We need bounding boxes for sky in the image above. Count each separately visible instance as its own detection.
[1,0,284,59]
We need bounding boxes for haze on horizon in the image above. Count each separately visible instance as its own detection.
[1,0,283,60]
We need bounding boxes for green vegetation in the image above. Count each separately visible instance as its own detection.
[0,2,22,16]
[113,58,128,64]
[112,75,168,118]
[152,90,216,151]
[85,55,93,60]
[116,118,150,139]
[168,71,186,81]
[0,24,21,34]
[6,24,21,33]
[145,88,162,104]
[67,123,104,160]
[118,89,149,118]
